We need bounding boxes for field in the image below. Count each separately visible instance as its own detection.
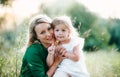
[85,50,120,77]
[0,49,120,77]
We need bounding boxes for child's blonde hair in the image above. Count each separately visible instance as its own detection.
[52,16,79,38]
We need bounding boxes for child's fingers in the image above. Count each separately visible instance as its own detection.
[61,50,67,56]
[56,46,62,52]
[60,48,66,56]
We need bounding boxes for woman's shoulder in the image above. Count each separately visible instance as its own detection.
[26,43,43,53]
[28,43,43,48]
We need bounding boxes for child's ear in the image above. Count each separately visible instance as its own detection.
[67,34,70,38]
[68,31,70,37]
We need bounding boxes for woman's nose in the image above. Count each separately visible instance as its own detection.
[46,31,51,36]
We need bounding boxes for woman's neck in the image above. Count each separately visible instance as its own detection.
[42,43,51,48]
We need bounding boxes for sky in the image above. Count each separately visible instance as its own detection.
[78,0,120,19]
[0,0,120,19]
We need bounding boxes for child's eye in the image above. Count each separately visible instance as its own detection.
[55,29,59,31]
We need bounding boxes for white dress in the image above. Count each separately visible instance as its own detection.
[54,37,89,77]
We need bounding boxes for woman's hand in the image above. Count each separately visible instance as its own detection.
[55,45,67,57]
[54,45,67,62]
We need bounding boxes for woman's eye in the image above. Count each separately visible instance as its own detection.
[62,29,65,32]
[40,31,45,34]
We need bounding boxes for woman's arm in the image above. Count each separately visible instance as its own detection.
[22,44,63,77]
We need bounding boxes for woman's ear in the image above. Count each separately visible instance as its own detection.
[35,35,41,43]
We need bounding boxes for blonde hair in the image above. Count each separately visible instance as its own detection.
[28,14,52,46]
[52,16,79,38]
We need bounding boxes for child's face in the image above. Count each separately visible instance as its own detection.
[54,24,70,42]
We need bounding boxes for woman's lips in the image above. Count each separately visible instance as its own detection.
[47,37,53,41]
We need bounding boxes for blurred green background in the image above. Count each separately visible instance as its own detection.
[0,0,120,77]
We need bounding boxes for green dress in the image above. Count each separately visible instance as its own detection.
[20,43,48,77]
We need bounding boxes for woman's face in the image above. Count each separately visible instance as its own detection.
[35,23,54,47]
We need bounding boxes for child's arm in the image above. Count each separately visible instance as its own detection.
[46,45,55,67]
[64,44,80,62]
[46,53,54,67]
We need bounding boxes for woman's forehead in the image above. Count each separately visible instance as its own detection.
[35,23,51,31]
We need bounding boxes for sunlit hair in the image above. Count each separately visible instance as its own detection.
[28,14,52,46]
[52,16,79,38]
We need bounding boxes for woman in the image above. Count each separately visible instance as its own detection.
[20,15,63,77]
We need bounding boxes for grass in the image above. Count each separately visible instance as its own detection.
[0,48,120,77]
[0,49,23,77]
[85,50,120,77]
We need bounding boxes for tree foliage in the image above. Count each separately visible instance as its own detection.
[108,19,120,51]
[66,2,110,51]
[0,0,13,6]
[37,1,114,51]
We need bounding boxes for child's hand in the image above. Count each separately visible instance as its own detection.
[48,44,55,55]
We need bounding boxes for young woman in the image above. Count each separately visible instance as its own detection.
[20,15,64,77]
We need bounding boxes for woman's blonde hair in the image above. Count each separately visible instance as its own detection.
[28,14,52,46]
[52,16,79,38]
